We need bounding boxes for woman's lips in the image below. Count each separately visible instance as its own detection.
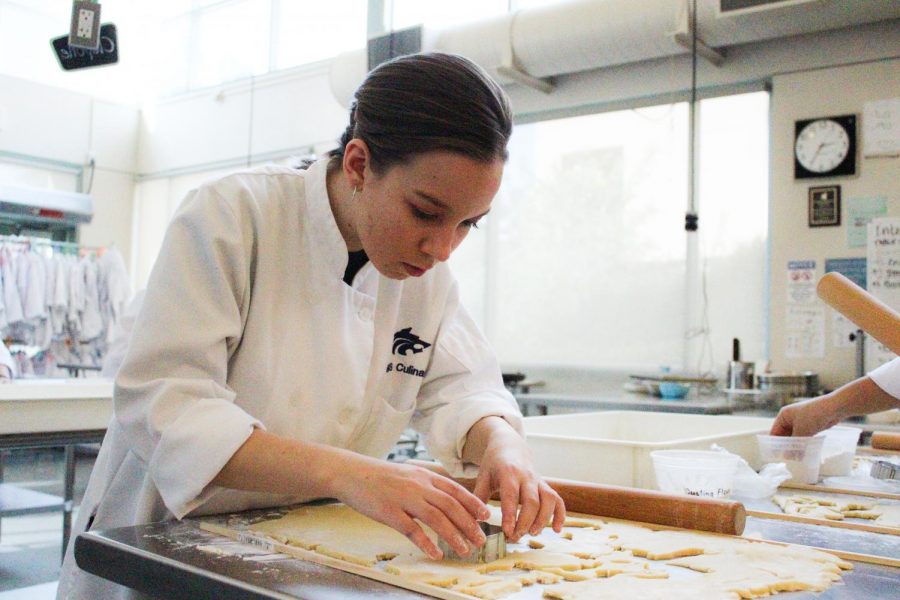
[403,263,426,277]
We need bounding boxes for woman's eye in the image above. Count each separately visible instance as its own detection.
[411,206,439,221]
[463,220,480,230]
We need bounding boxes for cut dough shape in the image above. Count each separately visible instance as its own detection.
[248,504,416,566]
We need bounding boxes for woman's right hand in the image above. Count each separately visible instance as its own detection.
[333,455,491,560]
[770,394,843,437]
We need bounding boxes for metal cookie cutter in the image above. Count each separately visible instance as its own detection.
[437,522,506,563]
[870,460,900,481]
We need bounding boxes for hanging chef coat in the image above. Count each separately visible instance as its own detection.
[57,158,523,599]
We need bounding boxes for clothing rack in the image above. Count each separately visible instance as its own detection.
[0,234,105,254]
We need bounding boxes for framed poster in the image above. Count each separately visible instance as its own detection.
[809,185,841,227]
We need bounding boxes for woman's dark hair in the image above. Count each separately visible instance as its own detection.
[330,52,512,174]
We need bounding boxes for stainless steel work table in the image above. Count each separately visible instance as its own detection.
[75,506,900,600]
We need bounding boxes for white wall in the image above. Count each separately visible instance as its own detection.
[769,58,900,391]
[0,75,138,268]
[138,62,346,176]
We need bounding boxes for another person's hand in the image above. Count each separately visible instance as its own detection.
[335,457,490,560]
[770,394,843,437]
[470,418,566,542]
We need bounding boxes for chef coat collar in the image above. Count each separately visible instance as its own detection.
[304,158,355,279]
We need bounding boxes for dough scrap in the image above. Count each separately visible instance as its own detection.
[773,493,900,526]
[668,541,846,595]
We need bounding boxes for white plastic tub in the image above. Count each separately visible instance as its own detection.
[523,411,772,489]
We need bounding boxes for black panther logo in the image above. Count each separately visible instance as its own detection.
[392,327,432,356]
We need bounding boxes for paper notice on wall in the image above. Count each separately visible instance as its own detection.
[825,257,866,289]
[865,218,900,370]
[786,260,816,304]
[785,305,825,358]
[863,97,900,157]
[848,197,887,248]
[832,312,856,349]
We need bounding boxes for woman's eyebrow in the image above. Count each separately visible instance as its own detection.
[414,190,491,219]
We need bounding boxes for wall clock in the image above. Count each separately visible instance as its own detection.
[794,114,856,179]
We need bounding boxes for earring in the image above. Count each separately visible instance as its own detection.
[351,187,359,201]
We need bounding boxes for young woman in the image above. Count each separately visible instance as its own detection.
[58,53,565,598]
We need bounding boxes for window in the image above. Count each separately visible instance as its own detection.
[272,1,366,71]
[190,0,271,89]
[388,0,508,30]
[451,92,769,373]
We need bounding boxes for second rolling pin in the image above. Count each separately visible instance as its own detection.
[872,431,900,451]
[408,460,745,536]
[817,271,900,356]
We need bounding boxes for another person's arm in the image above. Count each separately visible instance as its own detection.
[771,362,900,436]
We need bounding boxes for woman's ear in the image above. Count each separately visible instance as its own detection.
[342,139,369,190]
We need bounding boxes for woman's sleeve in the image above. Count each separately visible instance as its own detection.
[114,184,261,519]
[412,282,523,478]
[868,357,900,400]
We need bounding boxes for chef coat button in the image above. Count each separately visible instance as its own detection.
[358,308,372,321]
[338,407,354,424]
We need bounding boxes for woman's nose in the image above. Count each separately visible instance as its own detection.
[422,227,460,263]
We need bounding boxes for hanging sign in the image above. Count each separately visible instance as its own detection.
[51,23,118,71]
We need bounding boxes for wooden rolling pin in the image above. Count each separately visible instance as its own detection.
[817,272,900,356]
[408,460,745,536]
[872,431,900,451]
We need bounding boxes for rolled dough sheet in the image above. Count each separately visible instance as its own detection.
[248,503,417,566]
[241,504,851,600]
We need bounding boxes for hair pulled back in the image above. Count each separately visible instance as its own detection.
[331,52,512,174]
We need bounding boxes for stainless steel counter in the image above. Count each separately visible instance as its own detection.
[515,392,733,416]
[75,506,900,600]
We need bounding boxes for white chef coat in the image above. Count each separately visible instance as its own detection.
[57,158,522,599]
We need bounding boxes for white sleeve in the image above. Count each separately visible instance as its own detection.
[114,186,261,519]
[868,357,900,400]
[411,282,523,478]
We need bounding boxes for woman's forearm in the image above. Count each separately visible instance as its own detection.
[210,428,362,498]
[832,376,900,419]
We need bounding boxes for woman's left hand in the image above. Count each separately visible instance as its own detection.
[468,417,566,542]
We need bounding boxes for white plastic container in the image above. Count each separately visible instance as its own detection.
[651,450,739,498]
[523,411,772,489]
[819,426,862,477]
[756,434,825,484]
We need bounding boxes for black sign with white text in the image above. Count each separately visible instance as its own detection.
[52,23,118,71]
